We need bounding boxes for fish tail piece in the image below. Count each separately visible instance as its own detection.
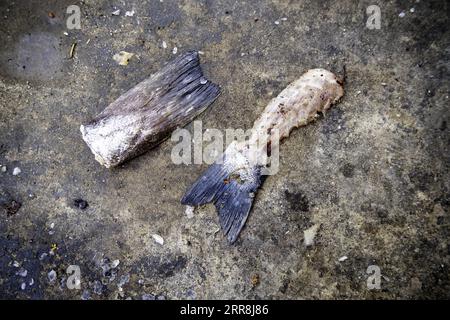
[181,149,263,244]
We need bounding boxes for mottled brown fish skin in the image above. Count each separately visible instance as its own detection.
[182,69,344,244]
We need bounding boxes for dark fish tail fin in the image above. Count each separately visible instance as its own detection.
[181,151,263,243]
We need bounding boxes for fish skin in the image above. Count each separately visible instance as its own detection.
[80,51,220,168]
[182,68,344,244]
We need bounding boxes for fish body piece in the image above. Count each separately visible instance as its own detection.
[181,69,344,243]
[80,51,220,168]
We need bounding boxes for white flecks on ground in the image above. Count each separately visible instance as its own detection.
[162,40,167,49]
[338,255,348,262]
[12,167,21,175]
[399,11,406,18]
[185,205,195,218]
[152,234,164,245]
[111,259,120,268]
[410,8,415,13]
[303,224,320,247]
[275,17,287,25]
[381,82,387,86]
[16,267,27,277]
[39,252,48,261]
[1,165,6,172]
[50,222,55,229]
[200,78,208,85]
[12,261,20,268]
[20,282,26,290]
[112,9,121,16]
[172,46,178,54]
[48,270,57,282]
[125,10,135,17]
[29,278,34,286]
[63,31,69,36]
[113,51,134,66]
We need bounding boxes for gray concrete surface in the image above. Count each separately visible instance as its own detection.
[0,0,449,299]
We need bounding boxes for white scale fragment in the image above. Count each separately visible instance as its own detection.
[303,224,319,247]
[12,167,21,175]
[152,234,164,245]
[185,205,195,219]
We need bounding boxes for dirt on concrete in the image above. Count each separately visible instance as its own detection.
[0,0,448,299]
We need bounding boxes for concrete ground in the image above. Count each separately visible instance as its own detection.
[0,0,448,299]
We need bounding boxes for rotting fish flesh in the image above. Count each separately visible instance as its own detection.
[80,51,220,168]
[181,69,344,243]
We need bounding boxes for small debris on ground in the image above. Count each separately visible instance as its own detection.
[113,51,134,66]
[112,9,121,16]
[111,259,120,268]
[12,167,21,175]
[399,11,406,18]
[251,274,260,286]
[50,243,58,254]
[69,43,77,59]
[185,205,194,219]
[152,234,164,245]
[16,267,28,277]
[303,224,320,247]
[162,41,167,49]
[125,10,135,17]
[73,198,88,210]
[338,256,348,262]
[172,47,177,54]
